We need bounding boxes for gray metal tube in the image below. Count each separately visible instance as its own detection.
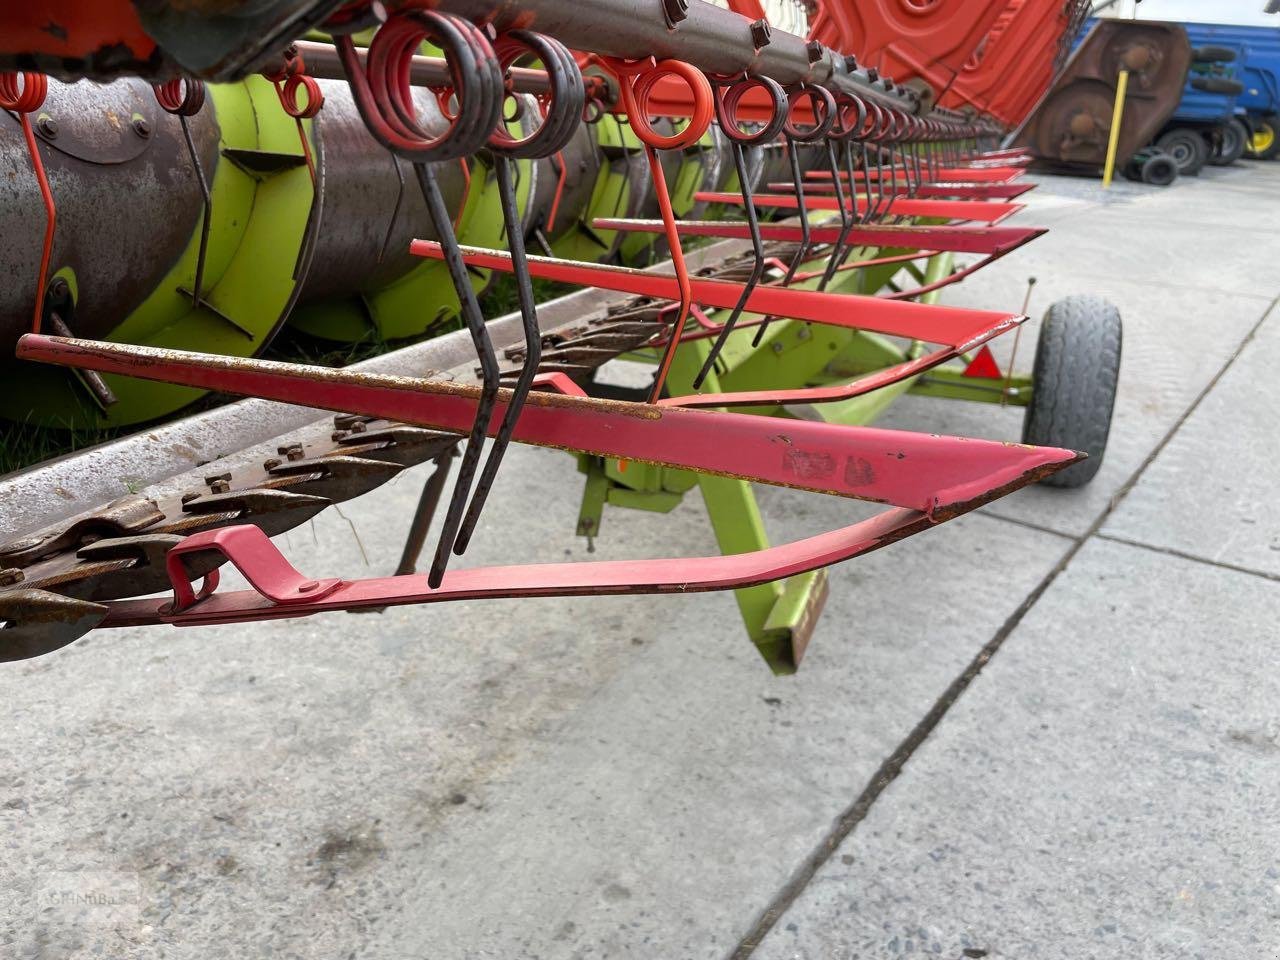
[302,0,921,114]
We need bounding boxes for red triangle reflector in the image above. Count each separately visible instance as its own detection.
[963,344,1001,379]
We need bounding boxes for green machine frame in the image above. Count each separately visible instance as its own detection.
[574,249,1033,674]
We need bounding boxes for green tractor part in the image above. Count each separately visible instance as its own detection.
[571,249,1034,673]
[1,76,318,429]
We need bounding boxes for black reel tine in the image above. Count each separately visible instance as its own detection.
[415,160,502,588]
[692,73,786,389]
[453,30,585,555]
[750,133,807,347]
[691,139,764,388]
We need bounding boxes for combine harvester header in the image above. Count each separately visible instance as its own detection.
[0,0,1117,677]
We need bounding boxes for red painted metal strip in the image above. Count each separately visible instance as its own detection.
[979,149,1031,159]
[917,183,1035,200]
[98,508,936,627]
[16,335,1076,519]
[591,219,1047,256]
[693,192,1023,226]
[410,242,1021,346]
[660,331,1013,410]
[961,155,1033,169]
[806,166,1027,184]
[790,181,1036,200]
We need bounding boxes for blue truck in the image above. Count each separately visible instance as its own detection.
[1187,22,1280,160]
[1154,22,1280,173]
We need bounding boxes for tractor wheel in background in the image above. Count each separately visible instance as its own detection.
[1156,128,1208,175]
[1209,118,1248,166]
[1190,45,1237,64]
[1139,150,1179,186]
[1244,114,1280,160]
[1023,295,1122,488]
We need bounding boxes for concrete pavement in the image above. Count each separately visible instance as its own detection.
[2,161,1278,960]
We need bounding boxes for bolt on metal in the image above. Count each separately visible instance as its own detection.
[660,0,689,27]
[750,19,772,49]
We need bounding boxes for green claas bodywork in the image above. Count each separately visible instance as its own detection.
[4,78,318,429]
[573,249,1031,674]
[287,150,537,343]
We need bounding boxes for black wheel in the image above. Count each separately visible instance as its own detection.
[1023,295,1122,488]
[1121,149,1151,182]
[1156,127,1208,175]
[1191,45,1237,64]
[1244,114,1280,160]
[1209,118,1248,166]
[1140,150,1179,186]
[1191,75,1245,96]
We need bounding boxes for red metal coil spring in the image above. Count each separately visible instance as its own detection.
[1,71,55,334]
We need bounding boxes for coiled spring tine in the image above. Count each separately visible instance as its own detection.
[0,71,55,333]
[414,160,503,587]
[333,9,504,586]
[593,55,715,403]
[692,74,786,388]
[154,79,211,307]
[453,30,584,555]
[815,94,865,292]
[752,83,836,347]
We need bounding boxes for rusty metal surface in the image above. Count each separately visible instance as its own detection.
[16,334,1078,517]
[525,123,603,244]
[0,237,752,547]
[296,80,464,304]
[417,0,922,115]
[298,40,559,99]
[0,588,108,662]
[1012,20,1193,171]
[3,332,1075,642]
[0,75,215,357]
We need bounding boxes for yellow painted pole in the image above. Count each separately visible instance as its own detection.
[1102,68,1130,188]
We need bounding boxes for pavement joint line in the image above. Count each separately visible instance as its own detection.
[977,509,1079,542]
[726,292,1280,960]
[1094,533,1280,585]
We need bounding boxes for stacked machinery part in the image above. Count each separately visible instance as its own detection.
[938,0,1093,127]
[1012,19,1193,173]
[806,0,1011,110]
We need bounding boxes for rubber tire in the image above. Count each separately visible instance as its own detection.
[1191,75,1245,96]
[1023,296,1122,488]
[1245,114,1280,160]
[1121,150,1152,182]
[1156,127,1208,175]
[1140,150,1179,186]
[1191,45,1237,64]
[1209,118,1248,166]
